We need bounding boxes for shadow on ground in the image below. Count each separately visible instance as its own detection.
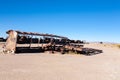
[15,47,103,56]
[15,47,45,53]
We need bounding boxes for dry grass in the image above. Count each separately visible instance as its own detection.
[103,43,120,49]
[117,44,120,48]
[110,44,120,49]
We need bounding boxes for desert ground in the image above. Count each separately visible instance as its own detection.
[0,42,120,80]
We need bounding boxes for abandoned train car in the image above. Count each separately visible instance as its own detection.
[3,30,102,55]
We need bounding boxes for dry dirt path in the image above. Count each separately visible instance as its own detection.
[0,43,120,80]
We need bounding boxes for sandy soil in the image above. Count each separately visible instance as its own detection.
[0,43,120,80]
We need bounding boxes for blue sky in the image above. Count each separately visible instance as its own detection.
[0,0,120,42]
